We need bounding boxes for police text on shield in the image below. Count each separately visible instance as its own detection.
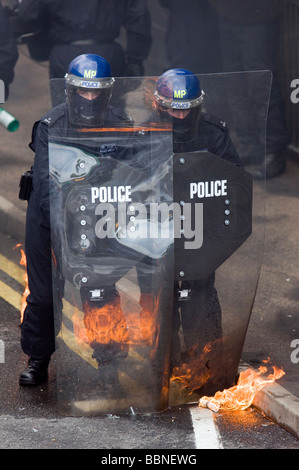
[90,185,203,250]
[90,180,228,250]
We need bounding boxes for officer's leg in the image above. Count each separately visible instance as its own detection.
[180,274,222,354]
[136,258,174,402]
[20,199,55,386]
[80,284,128,393]
[179,274,227,393]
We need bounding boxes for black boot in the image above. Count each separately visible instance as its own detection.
[19,357,50,386]
[252,152,286,180]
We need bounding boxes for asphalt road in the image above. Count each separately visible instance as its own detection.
[1,230,299,450]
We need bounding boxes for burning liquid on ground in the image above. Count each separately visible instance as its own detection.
[170,341,285,412]
[198,359,285,412]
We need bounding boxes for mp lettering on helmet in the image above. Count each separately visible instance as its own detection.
[174,89,187,99]
[84,70,97,78]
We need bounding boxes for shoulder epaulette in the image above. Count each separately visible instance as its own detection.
[110,106,134,126]
[202,113,228,131]
[29,104,66,151]
[41,103,66,127]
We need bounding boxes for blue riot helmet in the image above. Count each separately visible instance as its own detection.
[155,68,204,110]
[65,54,115,127]
[155,68,204,138]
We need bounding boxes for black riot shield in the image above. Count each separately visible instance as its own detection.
[49,77,174,416]
[167,71,271,405]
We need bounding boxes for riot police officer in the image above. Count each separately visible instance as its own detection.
[152,69,242,385]
[19,53,133,386]
[154,68,242,164]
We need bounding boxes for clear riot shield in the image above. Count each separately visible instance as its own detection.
[49,77,174,416]
[168,71,271,405]
[49,71,271,414]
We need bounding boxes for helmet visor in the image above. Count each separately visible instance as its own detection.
[66,74,114,127]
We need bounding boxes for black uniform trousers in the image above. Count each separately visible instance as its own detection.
[21,190,55,360]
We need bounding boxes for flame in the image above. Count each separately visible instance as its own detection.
[199,358,285,412]
[171,339,223,393]
[73,292,161,355]
[143,77,159,111]
[14,244,29,323]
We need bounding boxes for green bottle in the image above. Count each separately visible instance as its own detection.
[0,107,19,132]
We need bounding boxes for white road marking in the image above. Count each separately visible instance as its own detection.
[190,405,223,449]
